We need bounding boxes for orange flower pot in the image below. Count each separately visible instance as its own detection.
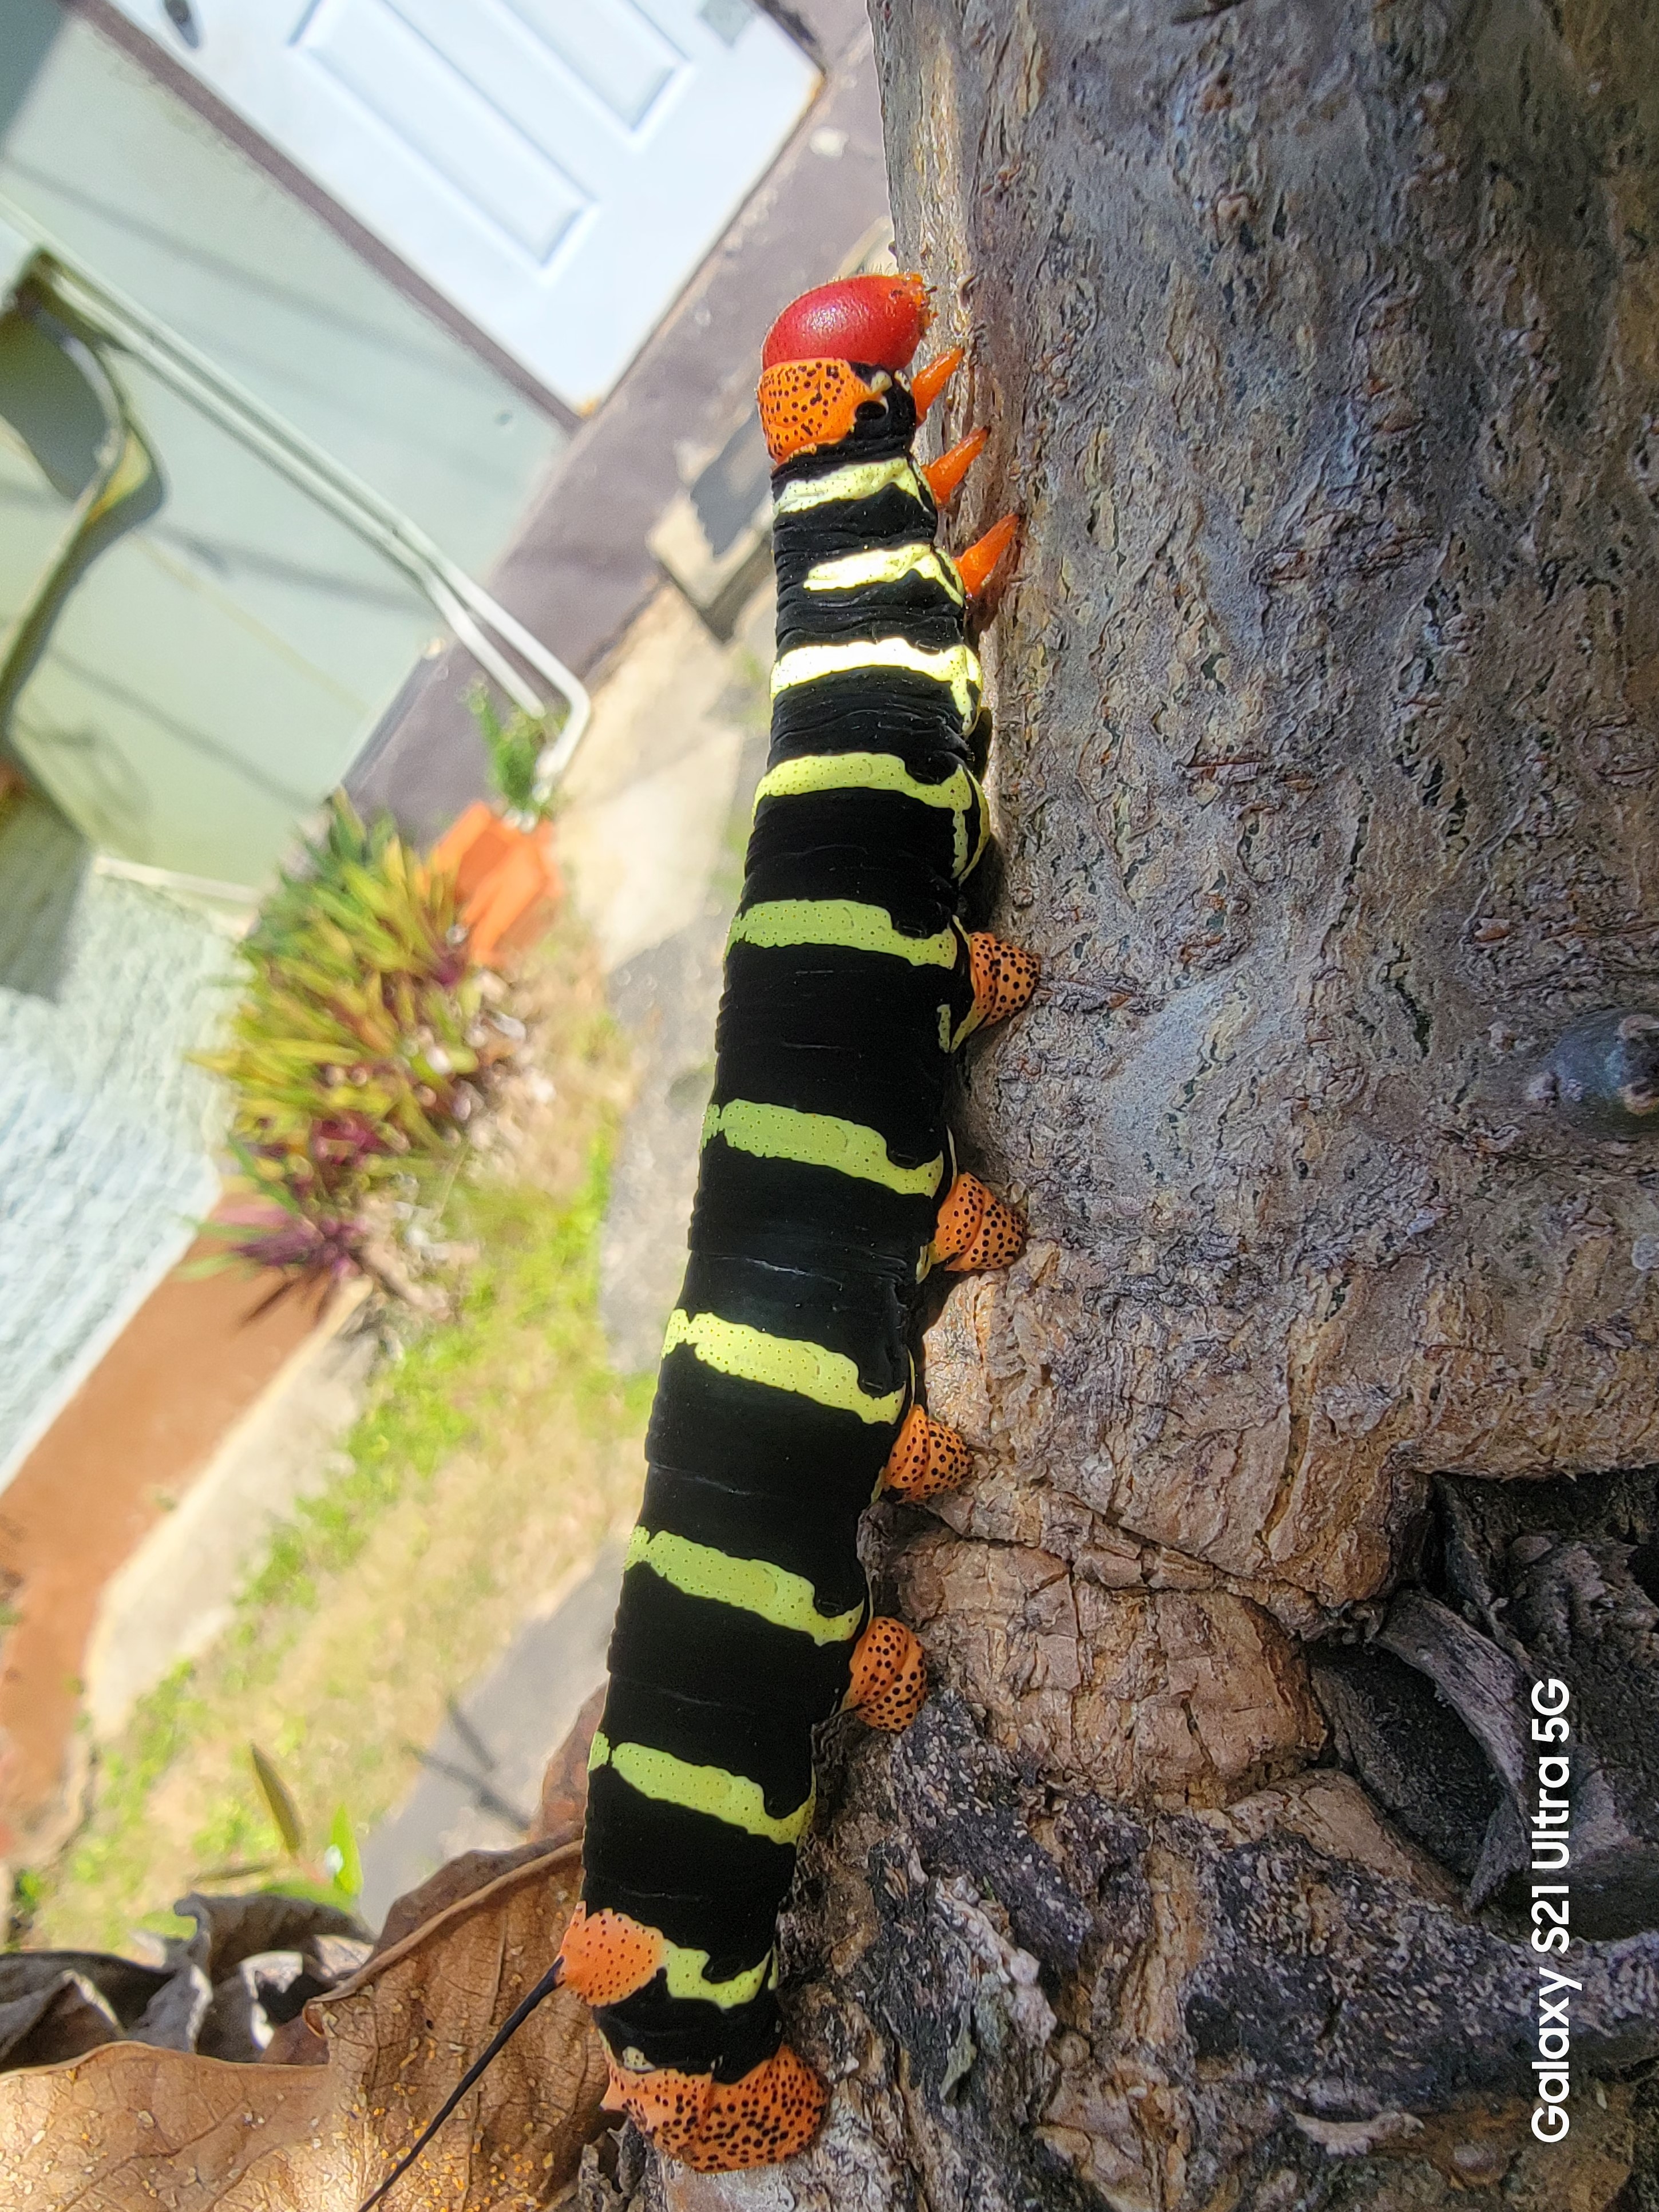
[430,801,563,966]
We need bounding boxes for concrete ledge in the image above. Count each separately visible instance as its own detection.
[83,1281,374,1739]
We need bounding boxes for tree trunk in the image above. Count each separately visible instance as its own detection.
[607,5,1659,2206]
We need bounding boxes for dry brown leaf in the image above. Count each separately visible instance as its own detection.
[260,2010,328,2067]
[179,1892,370,1988]
[0,1841,608,2210]
[530,1687,605,1847]
[0,1970,124,2068]
[373,1838,563,1959]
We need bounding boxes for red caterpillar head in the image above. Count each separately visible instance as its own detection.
[762,273,931,372]
[758,273,931,465]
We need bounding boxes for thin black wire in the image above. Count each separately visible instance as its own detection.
[357,1961,564,2211]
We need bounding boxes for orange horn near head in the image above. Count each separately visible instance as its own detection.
[924,427,988,504]
[910,344,964,419]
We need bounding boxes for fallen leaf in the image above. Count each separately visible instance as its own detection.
[0,1971,123,2068]
[530,1686,605,1846]
[0,1950,169,2024]
[0,1840,607,2209]
[261,2009,329,2067]
[177,1890,370,1988]
[0,1894,375,2074]
[373,1838,562,1959]
[183,1894,372,2062]
[204,1947,368,2063]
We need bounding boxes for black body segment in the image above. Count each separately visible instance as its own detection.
[580,387,986,2084]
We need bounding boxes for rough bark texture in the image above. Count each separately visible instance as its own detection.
[609,5,1659,2207]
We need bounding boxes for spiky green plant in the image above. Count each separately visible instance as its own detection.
[192,796,517,1288]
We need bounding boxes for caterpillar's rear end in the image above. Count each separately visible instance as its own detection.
[561,273,1034,2171]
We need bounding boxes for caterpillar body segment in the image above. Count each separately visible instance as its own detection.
[756,357,890,470]
[601,2043,828,2172]
[572,276,1036,2173]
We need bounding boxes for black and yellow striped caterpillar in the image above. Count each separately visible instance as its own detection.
[361,275,1035,2205]
[553,273,1035,2172]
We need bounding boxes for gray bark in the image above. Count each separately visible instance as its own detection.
[628,5,1659,2205]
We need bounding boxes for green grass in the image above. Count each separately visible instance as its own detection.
[26,942,649,1955]
[229,1172,603,1630]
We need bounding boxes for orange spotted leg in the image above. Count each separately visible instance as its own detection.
[932,1172,1026,1274]
[881,1403,973,1502]
[556,1901,663,2005]
[559,1906,828,2170]
[968,931,1040,1030]
[603,2044,826,2171]
[846,1616,928,1730]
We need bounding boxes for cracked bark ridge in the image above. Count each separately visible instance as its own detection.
[617,1694,1659,2211]
[610,3,1659,2206]
[1313,1468,1659,1936]
[1440,1468,1659,1938]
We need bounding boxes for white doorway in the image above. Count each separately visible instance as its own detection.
[105,0,818,413]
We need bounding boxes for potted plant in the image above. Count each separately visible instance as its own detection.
[429,689,564,968]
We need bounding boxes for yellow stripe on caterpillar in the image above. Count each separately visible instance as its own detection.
[589,1731,815,1847]
[773,455,928,514]
[729,898,959,969]
[662,1309,905,1424]
[703,1098,945,1197]
[770,638,982,732]
[625,1523,865,1646]
[804,542,964,604]
[753,751,987,878]
[663,1940,776,2011]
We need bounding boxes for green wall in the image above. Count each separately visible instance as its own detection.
[0,4,566,886]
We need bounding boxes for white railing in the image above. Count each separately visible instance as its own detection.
[0,196,591,796]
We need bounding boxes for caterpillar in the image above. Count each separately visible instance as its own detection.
[555,272,1036,2171]
[359,273,1034,2205]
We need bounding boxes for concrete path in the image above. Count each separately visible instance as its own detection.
[357,1543,622,1927]
[83,1285,373,1741]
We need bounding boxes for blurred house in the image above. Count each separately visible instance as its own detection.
[0,0,884,1487]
